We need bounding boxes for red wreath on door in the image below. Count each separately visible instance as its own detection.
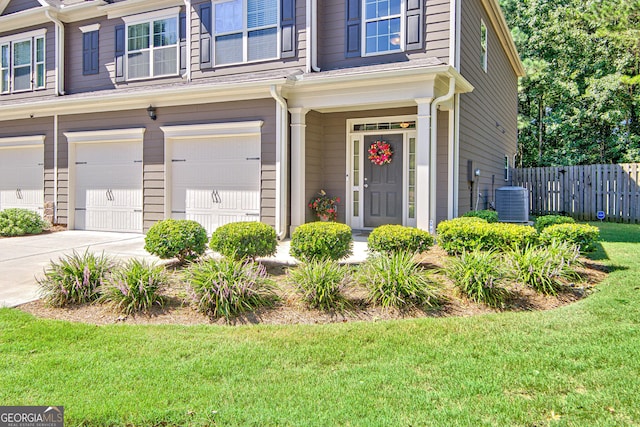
[368,141,393,166]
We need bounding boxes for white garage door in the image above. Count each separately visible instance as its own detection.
[0,146,44,214]
[171,136,260,234]
[74,142,143,233]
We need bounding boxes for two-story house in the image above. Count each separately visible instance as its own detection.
[0,0,524,237]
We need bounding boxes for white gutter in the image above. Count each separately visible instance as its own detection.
[44,10,65,96]
[269,85,289,240]
[183,0,192,82]
[429,77,456,229]
[311,0,320,72]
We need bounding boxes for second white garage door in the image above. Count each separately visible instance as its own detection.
[0,145,44,214]
[74,142,143,233]
[171,136,260,234]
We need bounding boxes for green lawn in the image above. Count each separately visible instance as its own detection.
[1,223,639,426]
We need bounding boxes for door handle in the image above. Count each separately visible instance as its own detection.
[211,190,221,203]
[16,189,22,199]
[106,189,114,201]
[363,184,369,188]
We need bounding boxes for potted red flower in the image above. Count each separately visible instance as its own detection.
[308,190,340,221]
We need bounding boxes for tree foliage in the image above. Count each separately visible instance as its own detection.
[501,0,640,166]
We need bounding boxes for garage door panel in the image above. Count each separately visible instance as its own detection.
[0,147,44,212]
[74,142,142,233]
[171,135,261,235]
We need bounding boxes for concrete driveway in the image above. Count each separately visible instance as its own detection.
[0,231,154,308]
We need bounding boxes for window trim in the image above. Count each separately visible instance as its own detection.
[481,19,488,72]
[361,0,405,57]
[0,29,47,95]
[211,0,281,67]
[123,10,180,81]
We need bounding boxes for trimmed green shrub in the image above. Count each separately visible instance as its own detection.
[539,223,600,252]
[186,258,275,319]
[99,259,168,314]
[0,208,49,237]
[358,251,441,309]
[209,221,277,260]
[37,250,114,307]
[507,242,581,295]
[144,219,208,263]
[290,222,353,261]
[437,217,537,254]
[462,209,499,223]
[444,249,508,308]
[288,260,350,311]
[367,224,434,254]
[534,215,576,232]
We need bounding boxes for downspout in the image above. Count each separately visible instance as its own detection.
[429,77,456,230]
[270,85,289,240]
[305,0,311,73]
[183,0,192,82]
[45,10,65,96]
[311,0,321,71]
[53,114,58,223]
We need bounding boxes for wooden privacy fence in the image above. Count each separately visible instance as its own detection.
[512,163,640,223]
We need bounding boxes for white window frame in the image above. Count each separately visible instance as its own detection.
[123,9,179,81]
[0,29,47,95]
[362,0,405,57]
[481,19,488,72]
[212,0,280,66]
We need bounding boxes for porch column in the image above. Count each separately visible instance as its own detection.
[415,98,433,232]
[289,107,309,235]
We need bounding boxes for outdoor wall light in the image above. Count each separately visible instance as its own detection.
[147,105,157,120]
[474,168,481,177]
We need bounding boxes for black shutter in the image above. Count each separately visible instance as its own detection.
[179,12,187,72]
[115,24,125,82]
[199,3,212,68]
[345,0,361,58]
[83,31,99,75]
[280,0,295,58]
[405,0,423,51]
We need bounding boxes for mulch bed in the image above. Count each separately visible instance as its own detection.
[17,247,609,326]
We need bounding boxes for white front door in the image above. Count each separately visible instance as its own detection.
[170,136,261,235]
[0,146,44,214]
[74,142,143,232]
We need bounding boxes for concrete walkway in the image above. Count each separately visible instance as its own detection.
[0,231,370,308]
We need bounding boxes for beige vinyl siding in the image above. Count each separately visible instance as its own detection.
[0,117,54,207]
[318,0,449,71]
[190,0,306,79]
[1,0,41,15]
[305,107,417,224]
[436,111,449,223]
[0,23,57,102]
[57,98,276,231]
[457,0,518,214]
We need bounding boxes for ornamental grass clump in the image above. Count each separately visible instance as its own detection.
[99,259,168,314]
[358,251,442,309]
[288,259,350,311]
[444,249,508,308]
[507,242,581,296]
[37,250,114,307]
[186,258,276,319]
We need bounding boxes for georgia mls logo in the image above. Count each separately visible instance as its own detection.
[0,406,64,427]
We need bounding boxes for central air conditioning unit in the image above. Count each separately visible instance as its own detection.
[495,186,529,223]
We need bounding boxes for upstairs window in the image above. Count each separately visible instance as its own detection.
[213,0,279,65]
[126,16,178,79]
[0,31,46,94]
[480,20,487,72]
[364,0,402,55]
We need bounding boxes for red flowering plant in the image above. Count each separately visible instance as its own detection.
[308,190,340,221]
[368,140,393,165]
